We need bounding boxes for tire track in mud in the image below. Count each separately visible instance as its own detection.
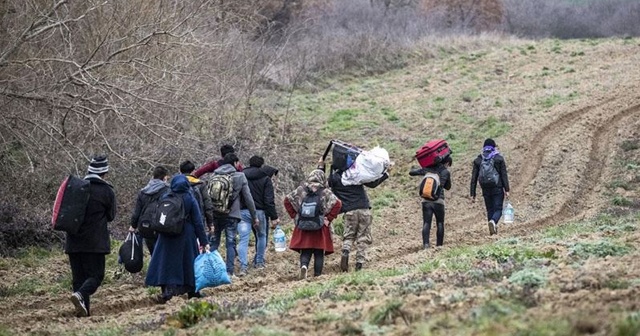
[371,98,640,266]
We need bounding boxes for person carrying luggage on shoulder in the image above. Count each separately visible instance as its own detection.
[470,138,510,236]
[319,158,389,272]
[129,166,170,255]
[410,155,452,249]
[284,168,342,279]
[67,155,116,317]
[192,144,243,178]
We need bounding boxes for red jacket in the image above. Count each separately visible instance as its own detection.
[193,159,243,178]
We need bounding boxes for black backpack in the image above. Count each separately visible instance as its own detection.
[51,175,91,234]
[296,188,324,231]
[479,157,500,188]
[137,186,168,239]
[151,192,186,236]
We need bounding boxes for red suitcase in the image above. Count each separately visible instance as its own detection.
[415,139,451,168]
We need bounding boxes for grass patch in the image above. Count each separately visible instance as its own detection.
[167,300,219,328]
[325,108,365,132]
[475,116,511,139]
[370,190,399,208]
[333,271,378,286]
[621,140,640,152]
[605,278,630,290]
[509,268,548,288]
[147,286,161,296]
[612,196,633,207]
[614,312,640,336]
[332,217,345,237]
[337,290,364,302]
[314,311,341,324]
[247,327,290,336]
[419,260,442,273]
[569,240,632,259]
[476,244,555,263]
[369,300,408,326]
[84,327,124,336]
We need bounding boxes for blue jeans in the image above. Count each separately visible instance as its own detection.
[238,210,267,269]
[209,217,239,275]
[483,190,505,224]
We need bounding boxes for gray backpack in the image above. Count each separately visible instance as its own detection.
[479,157,500,188]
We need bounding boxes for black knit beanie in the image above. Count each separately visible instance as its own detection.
[483,138,497,148]
[88,155,109,174]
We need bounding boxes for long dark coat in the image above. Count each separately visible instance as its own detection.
[145,175,207,289]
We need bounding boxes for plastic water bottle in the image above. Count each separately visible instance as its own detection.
[503,201,514,224]
[273,226,287,252]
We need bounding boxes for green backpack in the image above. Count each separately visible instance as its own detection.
[208,173,233,215]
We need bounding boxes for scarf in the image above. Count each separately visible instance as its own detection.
[482,146,500,160]
[286,169,339,213]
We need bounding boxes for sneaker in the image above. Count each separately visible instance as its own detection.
[254,264,266,270]
[355,262,363,271]
[70,292,88,317]
[423,244,430,250]
[299,265,308,280]
[488,220,497,235]
[238,269,248,277]
[340,255,349,272]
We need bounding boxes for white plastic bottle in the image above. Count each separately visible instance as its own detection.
[503,201,514,224]
[273,226,287,252]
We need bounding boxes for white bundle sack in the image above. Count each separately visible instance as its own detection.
[341,146,390,186]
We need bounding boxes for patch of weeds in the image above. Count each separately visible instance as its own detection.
[168,301,219,328]
[339,321,362,335]
[314,311,340,324]
[378,268,405,277]
[544,221,593,239]
[337,290,364,302]
[497,237,520,245]
[370,190,399,208]
[333,271,377,286]
[612,196,633,207]
[614,311,640,336]
[515,318,572,336]
[85,327,124,336]
[0,325,12,336]
[419,259,441,273]
[146,286,161,296]
[325,108,364,132]
[475,116,510,138]
[391,276,435,295]
[621,140,640,152]
[461,89,480,102]
[332,217,345,237]
[443,256,473,272]
[604,278,630,290]
[470,299,525,321]
[609,180,633,191]
[4,276,43,296]
[539,94,564,109]
[248,327,289,336]
[570,51,585,57]
[369,300,409,326]
[380,107,400,122]
[292,283,325,300]
[569,240,632,259]
[509,269,547,288]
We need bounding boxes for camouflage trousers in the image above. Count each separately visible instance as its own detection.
[341,208,372,264]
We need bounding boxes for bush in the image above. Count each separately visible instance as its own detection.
[509,269,547,288]
[569,240,632,259]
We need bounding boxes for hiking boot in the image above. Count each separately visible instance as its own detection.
[340,255,349,272]
[299,265,308,280]
[355,262,363,271]
[488,220,497,235]
[70,292,88,317]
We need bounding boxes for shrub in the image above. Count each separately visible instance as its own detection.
[509,269,547,288]
[569,240,632,259]
[615,312,640,336]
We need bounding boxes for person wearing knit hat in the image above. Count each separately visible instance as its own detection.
[470,138,510,236]
[67,155,116,317]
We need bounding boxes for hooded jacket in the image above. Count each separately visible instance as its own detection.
[65,175,116,254]
[470,153,510,197]
[213,164,257,221]
[186,175,214,227]
[130,178,168,229]
[241,165,279,220]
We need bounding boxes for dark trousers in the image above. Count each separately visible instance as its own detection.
[68,253,106,315]
[300,249,325,276]
[421,202,445,247]
[210,217,239,274]
[483,190,505,224]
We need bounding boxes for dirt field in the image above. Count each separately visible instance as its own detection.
[1,37,639,336]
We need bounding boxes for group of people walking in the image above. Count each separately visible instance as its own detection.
[62,138,510,317]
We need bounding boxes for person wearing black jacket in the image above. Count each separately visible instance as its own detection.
[470,138,510,236]
[238,156,280,273]
[129,166,169,255]
[409,156,452,249]
[66,156,116,318]
[321,159,389,272]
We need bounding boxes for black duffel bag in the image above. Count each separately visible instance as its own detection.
[119,232,143,273]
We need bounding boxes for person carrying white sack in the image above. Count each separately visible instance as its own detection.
[318,148,390,272]
[341,146,391,186]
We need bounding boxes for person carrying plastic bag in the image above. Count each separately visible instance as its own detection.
[194,250,231,292]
